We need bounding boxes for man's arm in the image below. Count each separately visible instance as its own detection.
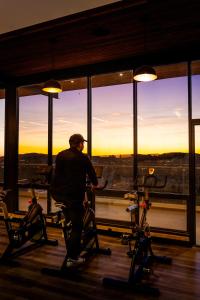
[85,157,98,186]
[54,153,64,176]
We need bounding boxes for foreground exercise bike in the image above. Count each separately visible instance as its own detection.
[103,168,172,296]
[0,179,58,264]
[42,177,111,277]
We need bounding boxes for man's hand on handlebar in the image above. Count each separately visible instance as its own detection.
[91,185,98,192]
[93,180,108,191]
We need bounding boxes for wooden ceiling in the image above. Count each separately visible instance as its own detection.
[16,62,190,97]
[0,0,200,85]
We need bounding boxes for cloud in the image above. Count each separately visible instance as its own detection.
[57,119,73,124]
[111,112,121,116]
[92,117,108,123]
[29,121,47,126]
[174,110,182,118]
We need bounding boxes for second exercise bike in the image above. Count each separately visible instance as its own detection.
[103,168,172,296]
[0,179,58,264]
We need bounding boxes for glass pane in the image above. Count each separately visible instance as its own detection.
[53,77,87,156]
[137,63,188,231]
[92,71,134,222]
[195,126,200,245]
[0,91,5,184]
[192,60,200,119]
[18,85,48,211]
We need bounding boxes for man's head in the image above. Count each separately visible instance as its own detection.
[69,134,87,151]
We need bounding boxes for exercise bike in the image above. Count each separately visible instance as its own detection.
[103,168,172,296]
[0,179,58,264]
[42,177,111,277]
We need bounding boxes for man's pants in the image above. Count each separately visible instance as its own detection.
[62,205,84,259]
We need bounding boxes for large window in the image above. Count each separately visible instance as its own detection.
[92,71,134,221]
[0,90,5,185]
[18,86,48,212]
[12,62,194,235]
[192,61,200,244]
[137,63,188,230]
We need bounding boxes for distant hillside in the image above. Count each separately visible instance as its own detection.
[18,153,49,164]
[138,152,188,160]
[16,152,191,163]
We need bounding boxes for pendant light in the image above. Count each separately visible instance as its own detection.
[42,79,62,93]
[133,11,157,82]
[42,38,62,93]
[133,65,157,82]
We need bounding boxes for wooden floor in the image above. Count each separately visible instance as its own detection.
[0,222,200,300]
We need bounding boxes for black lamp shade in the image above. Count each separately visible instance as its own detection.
[133,66,157,82]
[42,79,62,93]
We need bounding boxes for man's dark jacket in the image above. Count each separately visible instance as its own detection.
[51,147,98,206]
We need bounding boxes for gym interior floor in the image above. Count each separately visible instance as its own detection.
[0,221,199,300]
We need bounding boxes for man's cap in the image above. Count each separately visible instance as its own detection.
[69,134,87,144]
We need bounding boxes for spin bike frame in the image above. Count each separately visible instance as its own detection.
[41,180,111,277]
[103,170,171,296]
[0,180,58,263]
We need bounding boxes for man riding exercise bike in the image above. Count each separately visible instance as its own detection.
[51,133,98,268]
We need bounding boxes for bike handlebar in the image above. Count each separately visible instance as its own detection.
[94,179,108,191]
[86,180,108,191]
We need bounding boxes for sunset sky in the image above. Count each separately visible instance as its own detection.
[0,74,200,156]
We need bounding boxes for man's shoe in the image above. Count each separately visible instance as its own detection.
[66,257,85,268]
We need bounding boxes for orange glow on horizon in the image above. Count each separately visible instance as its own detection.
[19,145,47,155]
[18,143,191,156]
